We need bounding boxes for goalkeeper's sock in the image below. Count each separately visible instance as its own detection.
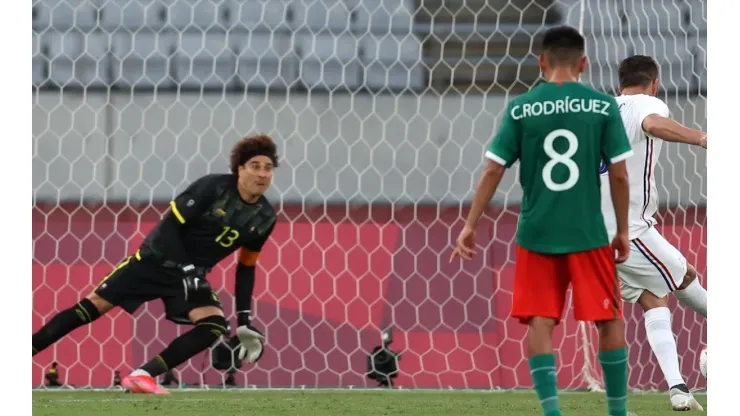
[674,278,707,318]
[599,347,629,416]
[129,369,151,377]
[32,298,101,356]
[644,307,685,388]
[139,315,227,377]
[528,353,561,416]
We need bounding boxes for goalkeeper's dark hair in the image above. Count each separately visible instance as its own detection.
[541,25,585,66]
[618,55,659,89]
[229,134,279,174]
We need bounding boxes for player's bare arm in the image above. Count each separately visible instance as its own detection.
[450,160,506,262]
[642,114,707,148]
[607,160,630,263]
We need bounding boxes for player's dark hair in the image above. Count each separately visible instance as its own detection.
[229,134,279,174]
[618,55,659,88]
[541,25,585,66]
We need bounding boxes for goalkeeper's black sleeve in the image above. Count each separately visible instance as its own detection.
[234,222,274,327]
[235,264,256,327]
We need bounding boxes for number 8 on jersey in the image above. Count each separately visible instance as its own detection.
[542,128,580,191]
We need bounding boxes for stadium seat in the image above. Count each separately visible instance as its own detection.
[233,33,298,88]
[347,0,415,34]
[32,33,46,87]
[558,0,624,34]
[289,0,352,32]
[360,35,424,90]
[165,0,226,31]
[693,35,707,93]
[111,32,177,88]
[296,33,361,90]
[363,62,424,90]
[622,0,684,34]
[33,0,99,31]
[582,35,631,93]
[100,0,167,31]
[360,35,421,64]
[685,0,707,32]
[175,33,237,89]
[226,0,289,31]
[45,31,111,88]
[631,37,694,92]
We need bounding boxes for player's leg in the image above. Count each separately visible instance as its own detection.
[568,246,629,416]
[31,294,113,356]
[123,286,227,394]
[511,246,569,416]
[31,254,141,355]
[673,264,707,318]
[624,230,703,410]
[635,290,702,411]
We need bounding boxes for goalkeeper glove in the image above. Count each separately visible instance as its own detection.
[181,264,211,302]
[236,313,265,363]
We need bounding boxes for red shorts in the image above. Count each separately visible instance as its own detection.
[511,245,622,324]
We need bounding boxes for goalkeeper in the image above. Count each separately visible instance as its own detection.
[32,135,279,394]
[451,26,633,416]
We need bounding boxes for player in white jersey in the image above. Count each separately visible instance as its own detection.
[600,56,707,411]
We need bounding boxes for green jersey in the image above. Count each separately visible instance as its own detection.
[487,82,632,254]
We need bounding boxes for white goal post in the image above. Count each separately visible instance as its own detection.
[32,0,706,390]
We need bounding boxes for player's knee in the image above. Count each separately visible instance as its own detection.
[85,293,115,315]
[188,305,223,323]
[678,265,697,290]
[637,290,669,311]
[194,315,229,340]
[528,316,557,332]
[74,298,104,323]
[596,318,626,348]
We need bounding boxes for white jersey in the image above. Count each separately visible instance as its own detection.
[600,94,670,240]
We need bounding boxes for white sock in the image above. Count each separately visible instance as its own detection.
[130,369,151,377]
[644,307,685,389]
[674,278,707,318]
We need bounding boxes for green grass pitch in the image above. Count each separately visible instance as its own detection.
[32,389,706,415]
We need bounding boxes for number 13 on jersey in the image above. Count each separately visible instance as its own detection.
[215,226,240,247]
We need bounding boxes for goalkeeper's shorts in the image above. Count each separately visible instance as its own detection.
[93,251,223,324]
[511,245,622,324]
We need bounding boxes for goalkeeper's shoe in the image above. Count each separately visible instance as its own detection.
[121,374,170,395]
[669,384,703,411]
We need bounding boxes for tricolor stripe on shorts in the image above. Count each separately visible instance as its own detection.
[632,238,679,291]
[640,136,654,228]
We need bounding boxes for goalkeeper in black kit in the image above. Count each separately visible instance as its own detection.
[32,135,279,394]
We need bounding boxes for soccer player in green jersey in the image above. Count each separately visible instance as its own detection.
[451,26,633,416]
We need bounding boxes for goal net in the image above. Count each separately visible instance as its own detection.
[32,0,707,391]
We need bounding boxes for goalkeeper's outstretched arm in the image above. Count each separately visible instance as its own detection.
[642,114,707,148]
[233,223,275,363]
[234,260,257,327]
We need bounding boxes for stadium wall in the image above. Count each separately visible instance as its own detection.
[33,92,706,206]
[32,203,706,390]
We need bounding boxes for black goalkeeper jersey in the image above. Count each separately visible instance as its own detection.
[138,174,277,269]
